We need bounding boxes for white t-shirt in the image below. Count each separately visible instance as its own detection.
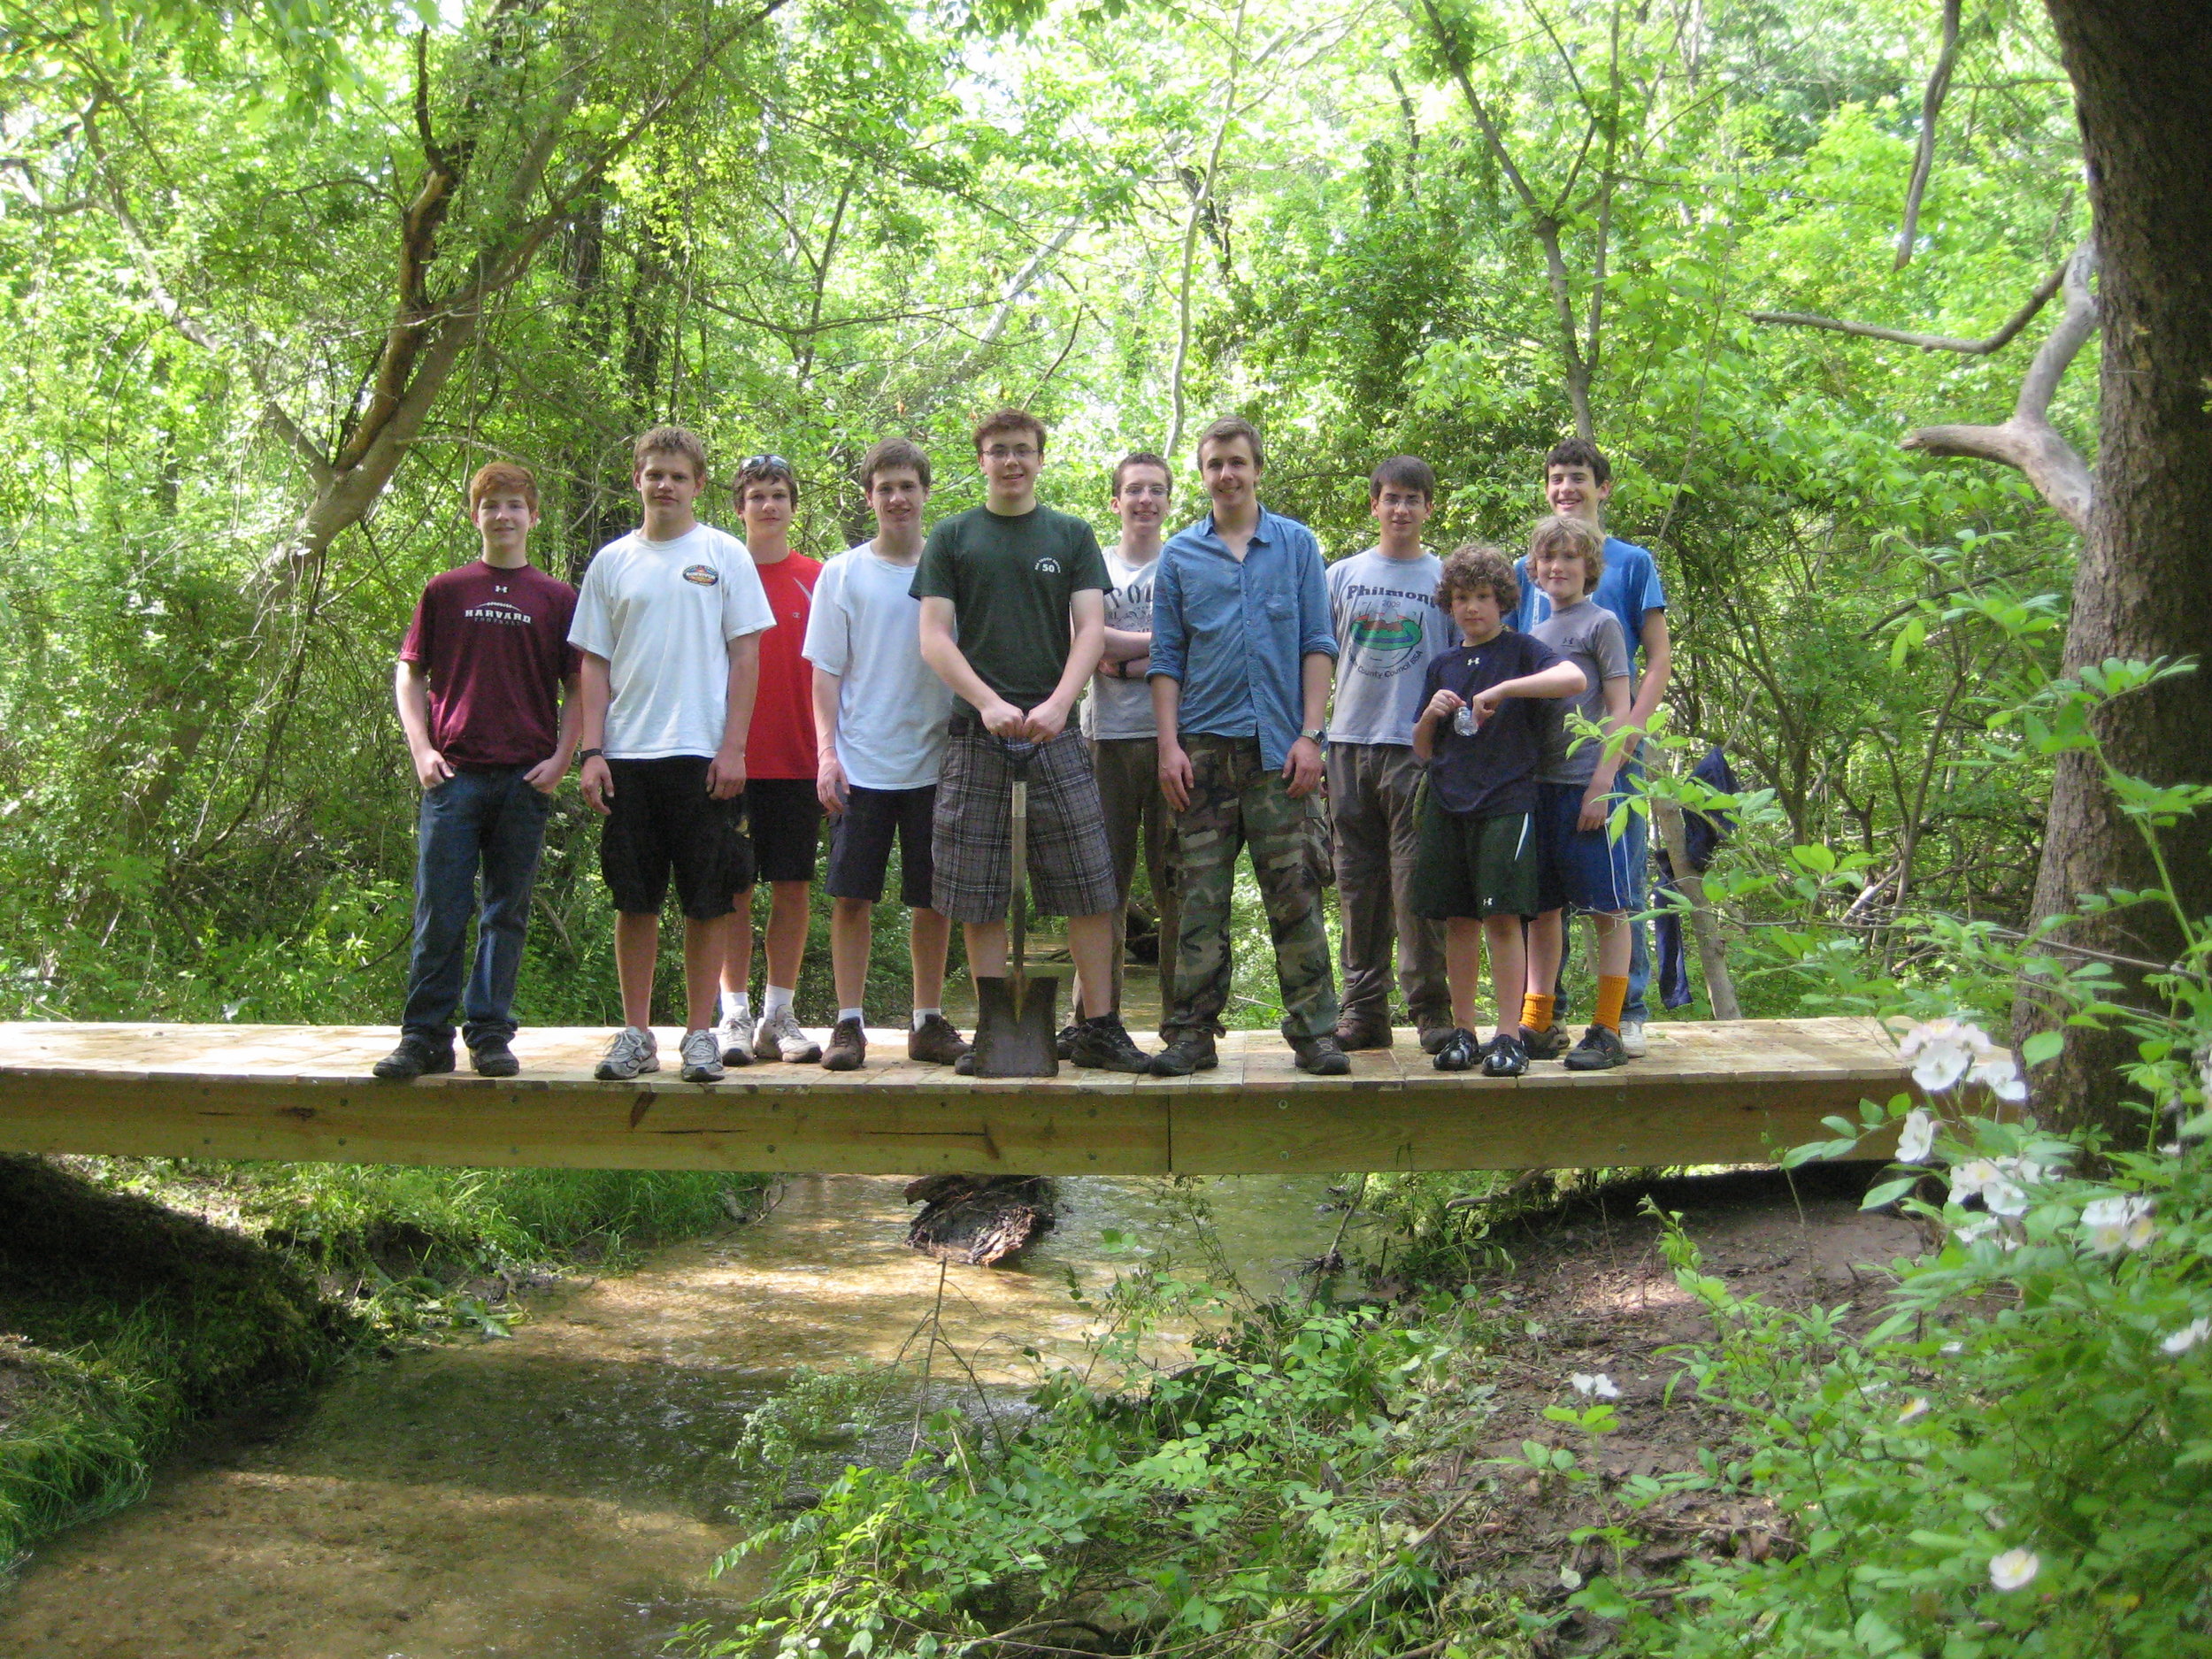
[801,542,954,792]
[1325,547,1452,746]
[568,524,775,760]
[1082,548,1161,741]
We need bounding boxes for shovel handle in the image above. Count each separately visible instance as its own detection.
[1003,738,1036,995]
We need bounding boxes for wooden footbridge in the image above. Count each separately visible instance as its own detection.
[0,1018,1910,1173]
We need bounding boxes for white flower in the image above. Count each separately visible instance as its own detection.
[1911,1035,1978,1093]
[1996,1155,2055,1187]
[1896,1110,1937,1164]
[1570,1372,1621,1399]
[2161,1318,2211,1356]
[1988,1548,2040,1591]
[1953,1214,2000,1244]
[2081,1194,2157,1255]
[1940,1340,1963,1356]
[1970,1054,2028,1102]
[1897,1396,1931,1424]
[1981,1179,2029,1219]
[1950,1159,2003,1202]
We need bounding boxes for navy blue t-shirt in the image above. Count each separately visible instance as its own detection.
[1420,629,1564,818]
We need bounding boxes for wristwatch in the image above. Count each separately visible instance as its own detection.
[577,747,604,765]
[1301,726,1326,744]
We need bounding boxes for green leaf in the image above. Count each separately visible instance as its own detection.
[2022,1030,2065,1066]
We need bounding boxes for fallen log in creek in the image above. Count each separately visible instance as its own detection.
[903,1173,1057,1267]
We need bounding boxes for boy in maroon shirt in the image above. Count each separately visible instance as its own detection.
[375,462,581,1080]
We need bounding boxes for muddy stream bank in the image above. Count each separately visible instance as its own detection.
[0,1174,1343,1659]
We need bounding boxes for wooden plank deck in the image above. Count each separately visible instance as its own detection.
[0,1018,1912,1175]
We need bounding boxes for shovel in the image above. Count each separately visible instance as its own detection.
[972,738,1062,1077]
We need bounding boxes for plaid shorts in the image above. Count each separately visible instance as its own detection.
[932,722,1120,925]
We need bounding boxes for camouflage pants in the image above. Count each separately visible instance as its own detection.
[1165,734,1340,1042]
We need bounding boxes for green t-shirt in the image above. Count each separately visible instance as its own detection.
[911,503,1110,716]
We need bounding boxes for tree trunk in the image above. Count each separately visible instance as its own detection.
[2021,0,2212,1143]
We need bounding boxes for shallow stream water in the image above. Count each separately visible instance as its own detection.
[0,1172,1342,1659]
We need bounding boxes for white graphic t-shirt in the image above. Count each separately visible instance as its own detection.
[1083,548,1161,741]
[568,523,775,759]
[1325,548,1452,747]
[801,542,955,791]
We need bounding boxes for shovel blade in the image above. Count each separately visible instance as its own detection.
[972,975,1061,1077]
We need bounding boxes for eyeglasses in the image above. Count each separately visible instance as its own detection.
[982,445,1038,462]
[740,454,794,474]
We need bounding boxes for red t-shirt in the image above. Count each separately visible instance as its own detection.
[399,560,580,769]
[749,553,820,779]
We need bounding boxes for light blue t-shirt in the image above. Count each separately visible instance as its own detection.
[1510,534,1666,682]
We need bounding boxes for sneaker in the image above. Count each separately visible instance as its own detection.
[1417,1023,1456,1056]
[595,1026,660,1081]
[716,1010,757,1067]
[1055,1022,1082,1062]
[1563,1023,1629,1071]
[909,1015,971,1066]
[1149,1032,1218,1076]
[1432,1027,1482,1072]
[1290,1033,1351,1076]
[680,1027,725,1082]
[470,1037,520,1078]
[373,1037,454,1082]
[954,1051,975,1075]
[1333,1014,1394,1050]
[753,1007,822,1064]
[1522,1024,1571,1062]
[1481,1031,1529,1078]
[1069,1012,1153,1073]
[1618,1019,1648,1058]
[822,1017,867,1072]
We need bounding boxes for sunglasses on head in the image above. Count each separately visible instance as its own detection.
[740,454,794,475]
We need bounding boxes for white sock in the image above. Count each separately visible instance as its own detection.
[840,1006,865,1025]
[764,985,795,1018]
[912,1007,941,1031]
[720,991,750,1022]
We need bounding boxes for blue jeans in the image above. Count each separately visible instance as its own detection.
[400,767,554,1051]
[1546,770,1653,1025]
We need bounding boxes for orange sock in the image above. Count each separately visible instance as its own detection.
[1520,992,1555,1033]
[1595,975,1628,1032]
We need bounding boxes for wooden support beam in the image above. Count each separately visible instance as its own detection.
[0,1020,1911,1175]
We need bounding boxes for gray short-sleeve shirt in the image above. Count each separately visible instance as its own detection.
[1531,597,1630,787]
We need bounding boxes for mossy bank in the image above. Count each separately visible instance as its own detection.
[0,1153,767,1565]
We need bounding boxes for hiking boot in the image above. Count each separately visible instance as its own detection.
[1618,1019,1648,1058]
[909,1014,971,1066]
[1290,1033,1351,1076]
[1148,1032,1218,1076]
[680,1027,726,1082]
[1481,1031,1529,1078]
[1563,1023,1629,1071]
[753,1007,822,1064]
[716,1010,757,1067]
[373,1036,453,1082]
[1333,1013,1394,1050]
[595,1026,659,1081]
[822,1017,867,1072]
[1055,1022,1082,1062]
[954,1051,975,1075]
[1432,1027,1482,1072]
[1417,1022,1456,1056]
[1522,1023,1571,1062]
[470,1037,520,1078]
[1069,1012,1153,1073]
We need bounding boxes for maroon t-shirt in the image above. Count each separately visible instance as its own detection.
[399,561,580,769]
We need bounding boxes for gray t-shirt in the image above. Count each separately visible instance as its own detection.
[1325,548,1452,747]
[1083,548,1159,741]
[1532,596,1631,786]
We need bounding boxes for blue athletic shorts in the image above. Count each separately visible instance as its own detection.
[1535,780,1636,914]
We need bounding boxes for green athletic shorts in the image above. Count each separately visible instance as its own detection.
[1409,794,1541,921]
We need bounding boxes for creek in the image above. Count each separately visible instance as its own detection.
[0,1171,1342,1659]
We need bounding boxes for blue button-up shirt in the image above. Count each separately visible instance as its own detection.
[1148,507,1338,772]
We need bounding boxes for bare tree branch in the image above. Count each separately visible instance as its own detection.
[1896,0,1963,268]
[1750,256,2066,353]
[1901,242,2099,533]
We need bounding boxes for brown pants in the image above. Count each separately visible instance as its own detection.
[1326,741,1450,1029]
[1087,735,1179,1031]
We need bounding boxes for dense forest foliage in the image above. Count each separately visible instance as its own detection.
[0,0,2093,1027]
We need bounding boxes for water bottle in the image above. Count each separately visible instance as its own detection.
[1454,702,1479,737]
